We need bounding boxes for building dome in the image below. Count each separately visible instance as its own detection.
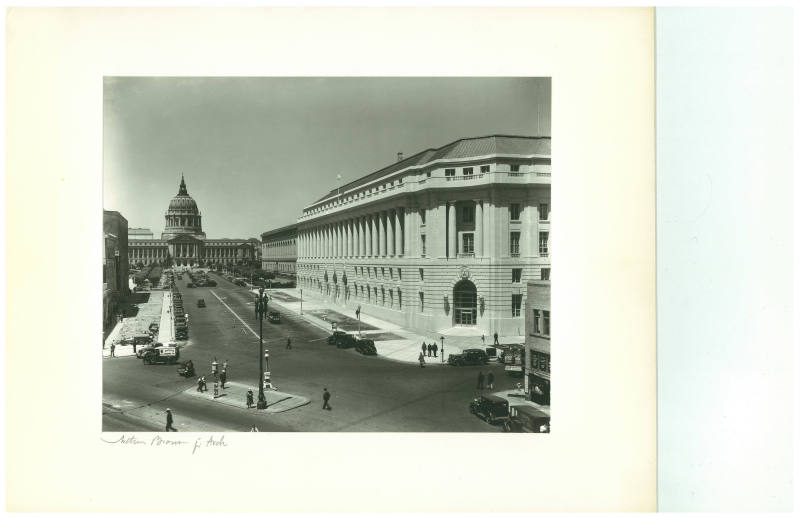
[161,175,206,241]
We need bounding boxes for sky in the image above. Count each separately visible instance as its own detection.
[103,77,551,239]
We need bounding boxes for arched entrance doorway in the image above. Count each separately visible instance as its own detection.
[453,280,477,325]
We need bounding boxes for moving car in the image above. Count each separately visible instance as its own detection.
[355,338,377,356]
[448,348,490,366]
[267,311,281,323]
[469,394,510,424]
[141,345,180,365]
[197,299,206,308]
[502,405,550,433]
[177,360,195,377]
[136,342,163,359]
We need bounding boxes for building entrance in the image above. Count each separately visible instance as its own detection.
[453,280,477,325]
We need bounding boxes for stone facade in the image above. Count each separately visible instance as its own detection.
[127,176,256,267]
[295,135,551,337]
[524,280,550,405]
[261,224,297,274]
[103,210,130,330]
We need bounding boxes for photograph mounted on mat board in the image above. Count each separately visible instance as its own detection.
[103,76,553,434]
[7,7,655,512]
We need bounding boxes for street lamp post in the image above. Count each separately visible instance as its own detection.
[440,336,445,363]
[255,288,270,409]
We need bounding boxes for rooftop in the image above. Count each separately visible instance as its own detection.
[261,223,298,239]
[311,135,550,205]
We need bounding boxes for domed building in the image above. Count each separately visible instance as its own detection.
[127,176,257,268]
[162,175,206,241]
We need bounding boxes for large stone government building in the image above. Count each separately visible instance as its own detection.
[261,223,298,274]
[295,135,551,336]
[128,175,256,267]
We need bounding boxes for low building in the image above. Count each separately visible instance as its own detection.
[295,134,551,337]
[524,280,550,405]
[261,223,297,274]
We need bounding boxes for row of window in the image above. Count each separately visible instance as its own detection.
[531,309,551,337]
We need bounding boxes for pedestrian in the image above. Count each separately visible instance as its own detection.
[165,408,177,432]
[213,381,219,398]
[487,372,495,389]
[477,371,485,390]
[197,377,204,392]
[427,343,432,357]
[322,388,331,410]
[201,376,207,392]
[132,342,137,354]
[286,337,292,350]
[211,359,218,379]
[433,342,438,358]
[220,370,227,389]
[493,332,499,346]
[250,424,259,432]
[246,389,254,408]
[418,352,426,368]
[110,342,116,357]
[482,334,485,345]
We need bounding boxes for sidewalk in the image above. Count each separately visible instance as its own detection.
[260,288,525,365]
[182,381,310,413]
[102,291,165,358]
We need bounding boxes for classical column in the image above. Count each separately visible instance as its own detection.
[387,210,395,257]
[333,223,339,259]
[404,208,412,256]
[395,208,403,256]
[448,202,457,258]
[348,219,354,257]
[475,200,483,257]
[527,199,540,257]
[371,214,378,257]
[358,217,365,257]
[378,211,386,257]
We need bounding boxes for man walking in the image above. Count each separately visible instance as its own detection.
[286,337,292,350]
[433,342,438,358]
[427,343,432,357]
[322,388,331,410]
[220,369,227,389]
[493,332,499,346]
[477,371,485,390]
[418,352,426,368]
[487,371,495,390]
[110,342,116,358]
[165,408,177,432]
[421,342,427,356]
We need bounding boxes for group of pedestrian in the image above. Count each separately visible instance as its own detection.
[246,389,254,408]
[421,341,439,358]
[196,376,208,392]
[476,371,495,390]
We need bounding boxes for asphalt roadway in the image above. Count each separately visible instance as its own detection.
[102,273,518,432]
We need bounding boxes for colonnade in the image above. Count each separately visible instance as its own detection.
[165,215,201,228]
[297,208,406,260]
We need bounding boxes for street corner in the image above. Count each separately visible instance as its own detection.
[182,380,310,414]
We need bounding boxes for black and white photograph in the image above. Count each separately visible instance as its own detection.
[102,77,552,433]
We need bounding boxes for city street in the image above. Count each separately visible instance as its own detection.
[103,273,517,432]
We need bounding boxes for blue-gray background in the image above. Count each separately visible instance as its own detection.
[657,7,793,511]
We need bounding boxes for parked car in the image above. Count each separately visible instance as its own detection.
[448,348,490,366]
[187,283,195,288]
[197,299,206,308]
[136,342,163,359]
[267,311,281,323]
[142,345,180,365]
[334,333,357,349]
[355,338,377,355]
[502,405,550,433]
[121,334,153,346]
[206,280,217,287]
[469,394,510,424]
[327,330,348,345]
[148,323,160,334]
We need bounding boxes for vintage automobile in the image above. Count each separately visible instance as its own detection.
[141,345,180,365]
[148,323,160,334]
[267,311,281,323]
[136,342,163,359]
[197,299,206,308]
[187,282,195,288]
[176,360,195,377]
[354,338,377,356]
[448,348,490,366]
[469,394,510,424]
[327,330,348,345]
[121,334,153,347]
[502,405,551,433]
[334,333,358,349]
